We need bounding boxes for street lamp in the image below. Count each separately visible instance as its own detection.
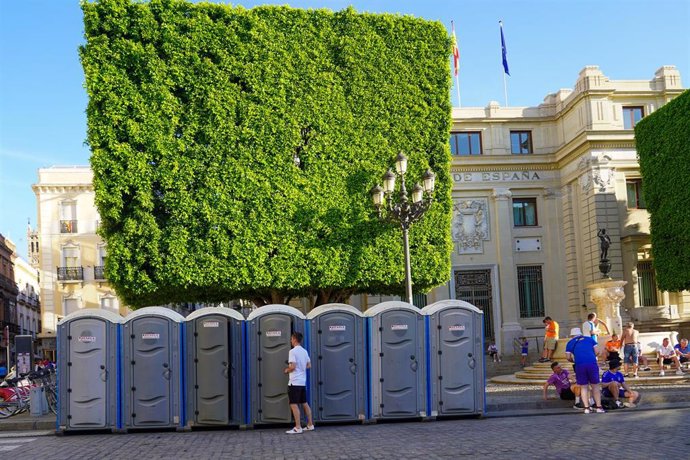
[369,153,436,304]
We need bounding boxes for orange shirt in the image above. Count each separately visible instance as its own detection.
[545,321,559,339]
[606,339,621,352]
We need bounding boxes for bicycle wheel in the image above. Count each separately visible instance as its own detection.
[45,388,58,415]
[0,396,21,418]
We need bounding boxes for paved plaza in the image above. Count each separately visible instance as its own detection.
[1,408,687,459]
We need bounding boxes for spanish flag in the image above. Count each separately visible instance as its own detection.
[451,21,460,77]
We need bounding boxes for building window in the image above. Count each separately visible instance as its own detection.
[513,198,538,226]
[60,200,78,233]
[637,260,658,306]
[510,131,533,154]
[450,132,482,156]
[64,298,79,315]
[100,295,119,313]
[517,265,545,318]
[626,180,646,209]
[623,106,644,129]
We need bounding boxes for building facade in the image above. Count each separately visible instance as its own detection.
[33,167,125,359]
[14,255,41,339]
[0,234,19,364]
[420,65,689,353]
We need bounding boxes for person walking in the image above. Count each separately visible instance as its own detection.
[284,332,314,434]
[565,327,605,414]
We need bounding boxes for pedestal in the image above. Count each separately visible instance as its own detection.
[587,279,627,336]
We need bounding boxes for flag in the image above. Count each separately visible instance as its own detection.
[499,20,510,76]
[451,21,460,77]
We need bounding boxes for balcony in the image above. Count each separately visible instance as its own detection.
[57,266,83,282]
[94,266,106,280]
[60,220,78,233]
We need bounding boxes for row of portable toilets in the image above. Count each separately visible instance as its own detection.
[56,300,485,433]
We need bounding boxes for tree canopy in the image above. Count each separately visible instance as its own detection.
[635,89,690,292]
[81,0,453,308]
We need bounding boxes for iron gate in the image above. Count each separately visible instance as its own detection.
[454,269,494,341]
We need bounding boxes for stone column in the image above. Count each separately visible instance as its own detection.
[492,188,522,348]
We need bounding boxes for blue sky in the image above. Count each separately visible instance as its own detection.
[1,0,688,259]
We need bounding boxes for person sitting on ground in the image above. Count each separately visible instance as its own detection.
[520,337,529,367]
[539,316,559,363]
[605,333,621,363]
[487,343,500,363]
[636,342,652,371]
[674,338,690,369]
[543,361,583,407]
[658,338,684,376]
[601,360,639,409]
[582,312,610,346]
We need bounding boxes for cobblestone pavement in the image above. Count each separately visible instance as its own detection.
[6,408,689,459]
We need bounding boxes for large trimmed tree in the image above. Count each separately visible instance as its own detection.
[81,0,453,308]
[635,89,690,292]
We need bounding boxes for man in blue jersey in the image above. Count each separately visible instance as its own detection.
[566,327,605,414]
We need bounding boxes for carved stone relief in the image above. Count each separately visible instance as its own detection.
[578,154,614,194]
[452,198,490,254]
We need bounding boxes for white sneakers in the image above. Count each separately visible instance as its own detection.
[286,425,315,434]
[659,370,665,376]
[675,369,684,375]
[615,400,624,408]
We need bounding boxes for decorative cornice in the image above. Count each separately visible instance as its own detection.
[32,184,94,194]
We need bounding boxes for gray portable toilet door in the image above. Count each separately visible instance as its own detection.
[435,308,476,414]
[194,315,230,425]
[257,314,292,423]
[129,316,172,426]
[67,318,108,428]
[380,310,420,417]
[316,312,358,420]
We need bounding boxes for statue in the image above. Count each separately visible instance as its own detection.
[597,228,611,261]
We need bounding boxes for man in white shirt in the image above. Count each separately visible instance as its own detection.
[283,332,314,434]
[582,312,609,345]
[657,338,683,376]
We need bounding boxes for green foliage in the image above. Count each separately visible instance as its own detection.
[81,0,453,308]
[635,89,690,292]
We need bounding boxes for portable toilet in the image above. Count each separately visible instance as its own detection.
[422,300,485,417]
[307,303,366,423]
[122,307,184,430]
[364,301,426,420]
[185,307,245,428]
[246,305,306,426]
[57,309,123,432]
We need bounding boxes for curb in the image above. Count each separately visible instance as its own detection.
[485,402,690,418]
[0,417,55,432]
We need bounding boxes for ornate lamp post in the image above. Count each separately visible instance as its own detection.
[370,153,436,303]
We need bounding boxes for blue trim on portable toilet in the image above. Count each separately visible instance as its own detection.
[424,316,429,415]
[481,316,486,414]
[364,318,372,420]
[117,324,122,430]
[304,319,311,406]
[179,322,185,428]
[242,320,250,426]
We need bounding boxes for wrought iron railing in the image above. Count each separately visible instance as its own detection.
[94,266,106,280]
[57,266,83,281]
[60,220,78,233]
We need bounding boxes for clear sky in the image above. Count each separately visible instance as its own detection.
[1,0,688,259]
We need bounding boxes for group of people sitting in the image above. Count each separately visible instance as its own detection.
[542,315,689,413]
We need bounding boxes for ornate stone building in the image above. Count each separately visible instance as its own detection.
[421,65,689,353]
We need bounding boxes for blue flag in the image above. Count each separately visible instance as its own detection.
[500,21,510,76]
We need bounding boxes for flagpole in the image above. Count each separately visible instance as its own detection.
[503,71,508,107]
[456,72,462,108]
